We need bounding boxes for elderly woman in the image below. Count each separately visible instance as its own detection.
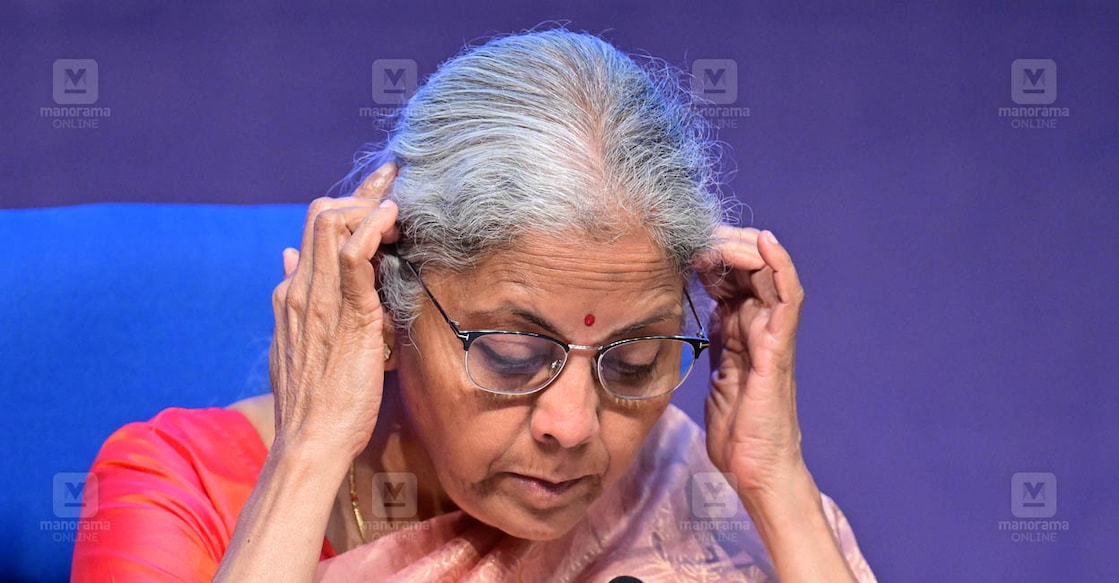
[73,30,874,582]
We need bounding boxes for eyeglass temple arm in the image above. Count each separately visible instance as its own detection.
[683,286,708,340]
[403,260,474,348]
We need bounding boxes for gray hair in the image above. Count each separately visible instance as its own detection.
[344,29,726,330]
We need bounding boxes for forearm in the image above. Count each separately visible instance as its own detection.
[737,464,857,583]
[214,441,348,583]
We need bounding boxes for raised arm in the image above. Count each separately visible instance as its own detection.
[699,227,861,582]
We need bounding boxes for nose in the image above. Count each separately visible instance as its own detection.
[529,354,601,449]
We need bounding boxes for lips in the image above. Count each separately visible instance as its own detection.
[505,472,588,505]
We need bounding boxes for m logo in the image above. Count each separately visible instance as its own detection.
[372,472,417,518]
[53,472,98,518]
[690,472,737,518]
[1011,59,1056,105]
[372,59,417,105]
[691,59,738,105]
[1011,472,1056,518]
[53,59,99,105]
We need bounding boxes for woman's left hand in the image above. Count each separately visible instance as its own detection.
[697,226,808,496]
[698,227,862,581]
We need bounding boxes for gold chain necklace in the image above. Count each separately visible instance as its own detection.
[348,461,368,544]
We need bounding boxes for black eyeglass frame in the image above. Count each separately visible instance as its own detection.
[404,260,711,400]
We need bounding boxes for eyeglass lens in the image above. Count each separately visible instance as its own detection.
[465,334,698,399]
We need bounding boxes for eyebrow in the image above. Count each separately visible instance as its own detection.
[464,304,684,341]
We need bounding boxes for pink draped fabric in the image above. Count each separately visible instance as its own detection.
[315,406,876,582]
[73,405,874,581]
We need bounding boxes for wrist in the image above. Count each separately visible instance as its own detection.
[736,460,821,524]
[273,419,373,463]
[267,435,354,479]
[215,432,352,582]
[734,464,857,582]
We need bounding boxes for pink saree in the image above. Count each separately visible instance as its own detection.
[74,405,875,582]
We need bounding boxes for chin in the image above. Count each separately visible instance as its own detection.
[451,473,606,540]
[462,491,595,541]
[484,506,586,541]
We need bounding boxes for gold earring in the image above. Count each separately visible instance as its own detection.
[384,345,392,362]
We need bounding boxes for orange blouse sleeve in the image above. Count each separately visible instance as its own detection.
[71,407,335,582]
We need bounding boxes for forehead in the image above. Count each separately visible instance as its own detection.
[461,229,680,293]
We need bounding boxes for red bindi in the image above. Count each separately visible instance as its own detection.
[584,314,595,327]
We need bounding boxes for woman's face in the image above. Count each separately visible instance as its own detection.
[395,229,687,540]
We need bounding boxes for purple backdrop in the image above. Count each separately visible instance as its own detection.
[2,1,1118,581]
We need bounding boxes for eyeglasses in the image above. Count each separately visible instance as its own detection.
[406,261,710,401]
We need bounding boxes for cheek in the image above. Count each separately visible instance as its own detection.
[599,401,671,480]
[399,350,521,481]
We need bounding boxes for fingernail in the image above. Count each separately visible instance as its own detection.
[375,163,396,180]
[369,173,388,191]
[365,164,392,190]
[764,230,779,245]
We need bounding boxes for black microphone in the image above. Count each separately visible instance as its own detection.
[608,577,644,583]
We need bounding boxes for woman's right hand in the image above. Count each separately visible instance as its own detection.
[268,162,400,459]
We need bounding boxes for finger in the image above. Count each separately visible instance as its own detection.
[715,224,760,241]
[338,200,400,306]
[302,206,386,302]
[269,275,293,391]
[749,266,780,307]
[695,229,764,302]
[757,231,802,304]
[757,230,805,334]
[299,197,379,262]
[268,336,283,397]
[354,162,398,201]
[271,277,292,333]
[694,227,765,273]
[282,247,300,278]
